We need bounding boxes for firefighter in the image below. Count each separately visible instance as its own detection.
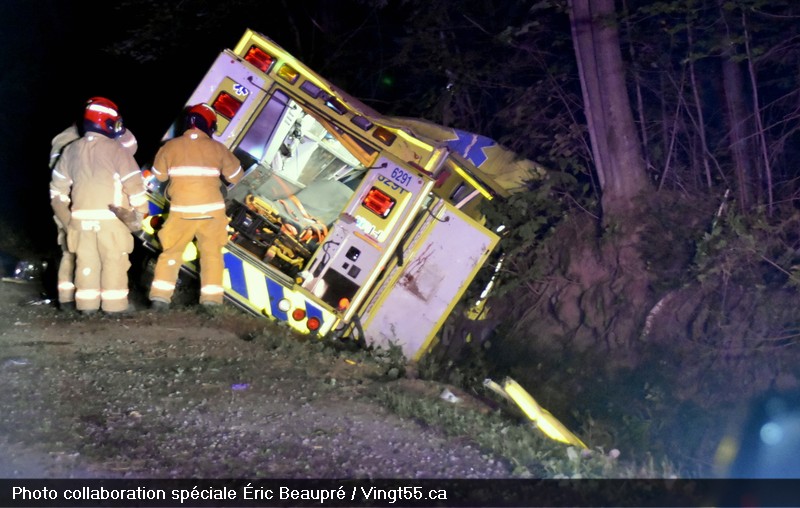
[148,103,243,310]
[49,97,148,315]
[49,97,139,311]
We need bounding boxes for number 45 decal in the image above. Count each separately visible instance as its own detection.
[233,84,249,96]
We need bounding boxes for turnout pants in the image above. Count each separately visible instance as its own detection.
[149,209,228,305]
[67,219,133,313]
[55,218,75,304]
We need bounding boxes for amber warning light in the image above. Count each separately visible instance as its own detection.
[362,187,396,218]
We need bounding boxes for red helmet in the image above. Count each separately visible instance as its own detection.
[84,97,124,137]
[186,103,217,136]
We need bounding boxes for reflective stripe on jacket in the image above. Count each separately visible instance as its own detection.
[151,128,242,212]
[49,125,80,170]
[50,125,138,169]
[50,133,148,221]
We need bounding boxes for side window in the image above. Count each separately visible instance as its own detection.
[234,90,291,166]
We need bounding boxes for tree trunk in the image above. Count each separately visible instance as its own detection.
[622,0,650,176]
[742,10,773,215]
[515,0,656,356]
[718,0,755,210]
[687,23,713,190]
[568,0,649,220]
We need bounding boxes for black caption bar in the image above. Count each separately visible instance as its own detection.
[1,479,798,507]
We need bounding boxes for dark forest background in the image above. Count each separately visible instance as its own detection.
[3,0,800,476]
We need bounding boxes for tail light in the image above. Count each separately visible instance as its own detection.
[300,81,322,98]
[351,116,373,131]
[291,308,306,321]
[149,215,165,230]
[325,98,347,115]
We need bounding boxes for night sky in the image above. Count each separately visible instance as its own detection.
[2,1,199,251]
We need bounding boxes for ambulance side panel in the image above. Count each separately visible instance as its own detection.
[359,200,499,360]
[221,245,337,336]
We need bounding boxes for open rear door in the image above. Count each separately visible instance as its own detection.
[359,200,498,360]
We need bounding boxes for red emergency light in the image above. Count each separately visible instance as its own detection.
[362,187,396,218]
[244,45,275,73]
[307,316,321,332]
[212,91,243,120]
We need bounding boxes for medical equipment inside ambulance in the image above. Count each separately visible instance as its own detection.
[225,89,373,279]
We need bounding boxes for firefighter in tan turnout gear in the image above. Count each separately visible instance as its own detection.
[49,98,148,314]
[148,103,242,310]
[49,97,138,311]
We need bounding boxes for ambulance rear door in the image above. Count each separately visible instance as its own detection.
[359,199,499,360]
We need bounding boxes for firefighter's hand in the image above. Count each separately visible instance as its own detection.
[53,213,70,230]
[51,198,71,229]
[108,205,143,234]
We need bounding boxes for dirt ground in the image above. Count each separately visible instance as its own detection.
[0,274,513,479]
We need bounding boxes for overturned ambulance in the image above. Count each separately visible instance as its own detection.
[140,29,540,360]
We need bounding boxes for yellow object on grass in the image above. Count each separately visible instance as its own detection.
[482,378,512,403]
[485,377,587,449]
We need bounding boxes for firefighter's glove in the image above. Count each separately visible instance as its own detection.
[109,205,144,234]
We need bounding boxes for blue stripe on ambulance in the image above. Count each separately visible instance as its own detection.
[224,251,247,296]
[447,129,495,167]
[266,279,287,321]
[305,300,323,323]
[147,200,164,216]
[222,250,326,332]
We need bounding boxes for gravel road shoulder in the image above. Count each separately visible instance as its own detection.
[0,279,513,479]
